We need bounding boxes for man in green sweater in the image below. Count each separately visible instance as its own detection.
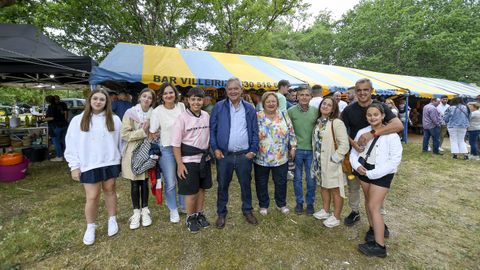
[287,86,318,215]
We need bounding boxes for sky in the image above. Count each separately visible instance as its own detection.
[304,0,361,20]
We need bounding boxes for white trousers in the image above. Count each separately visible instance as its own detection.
[448,128,468,154]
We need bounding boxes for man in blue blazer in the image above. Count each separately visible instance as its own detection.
[210,77,259,228]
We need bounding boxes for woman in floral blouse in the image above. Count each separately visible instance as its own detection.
[254,92,297,216]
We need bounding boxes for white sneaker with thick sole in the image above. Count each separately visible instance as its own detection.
[129,209,141,230]
[313,209,331,220]
[141,207,152,227]
[108,216,118,236]
[276,206,290,214]
[83,223,96,245]
[259,208,268,216]
[170,209,180,223]
[323,215,340,228]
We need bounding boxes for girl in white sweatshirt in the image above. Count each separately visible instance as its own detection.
[64,89,122,246]
[350,102,402,258]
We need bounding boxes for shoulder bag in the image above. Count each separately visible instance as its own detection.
[331,120,352,174]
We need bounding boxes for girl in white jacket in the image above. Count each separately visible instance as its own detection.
[350,102,402,258]
[64,89,122,246]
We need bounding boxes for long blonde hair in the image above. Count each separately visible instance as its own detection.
[80,89,115,132]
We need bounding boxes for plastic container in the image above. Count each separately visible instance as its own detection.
[21,145,48,162]
[0,152,23,166]
[0,158,29,182]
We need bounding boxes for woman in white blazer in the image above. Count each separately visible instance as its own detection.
[350,102,402,258]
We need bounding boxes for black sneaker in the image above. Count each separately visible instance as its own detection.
[306,204,314,216]
[186,215,200,233]
[295,204,303,215]
[358,241,387,258]
[196,212,210,229]
[344,211,360,226]
[452,154,458,159]
[365,224,390,242]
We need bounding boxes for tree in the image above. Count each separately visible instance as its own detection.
[334,0,480,83]
[203,0,306,53]
[1,0,207,60]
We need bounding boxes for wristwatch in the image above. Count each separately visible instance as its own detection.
[370,129,379,138]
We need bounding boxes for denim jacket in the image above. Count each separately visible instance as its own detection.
[444,105,470,129]
[210,99,259,154]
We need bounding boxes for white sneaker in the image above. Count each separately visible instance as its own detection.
[323,215,340,228]
[141,207,152,227]
[108,216,118,236]
[170,209,180,223]
[259,208,268,216]
[438,147,444,152]
[50,157,63,162]
[287,171,294,180]
[83,223,96,245]
[129,209,141,230]
[468,154,480,160]
[313,209,331,220]
[276,206,290,215]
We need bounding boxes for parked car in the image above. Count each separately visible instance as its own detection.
[0,105,12,116]
[60,98,85,109]
[17,103,32,114]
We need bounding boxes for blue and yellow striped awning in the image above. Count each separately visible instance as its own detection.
[90,43,306,91]
[90,43,480,98]
[261,57,403,96]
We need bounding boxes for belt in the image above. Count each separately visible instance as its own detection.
[226,150,249,156]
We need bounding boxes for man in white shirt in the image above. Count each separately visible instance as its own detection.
[333,91,348,112]
[308,84,323,109]
[436,95,450,150]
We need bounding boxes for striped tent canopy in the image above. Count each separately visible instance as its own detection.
[260,57,404,96]
[351,69,459,99]
[90,43,306,91]
[90,43,480,98]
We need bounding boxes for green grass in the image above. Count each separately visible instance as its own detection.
[1,143,479,269]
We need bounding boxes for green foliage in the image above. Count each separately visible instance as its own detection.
[0,0,479,85]
[204,0,306,53]
[334,0,480,83]
[0,86,84,106]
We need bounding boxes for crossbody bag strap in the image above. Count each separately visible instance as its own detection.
[365,136,380,159]
[331,119,338,150]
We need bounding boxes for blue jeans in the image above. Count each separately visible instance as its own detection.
[468,130,480,156]
[158,146,185,211]
[254,162,288,209]
[423,127,440,154]
[293,150,315,205]
[216,152,253,217]
[52,126,67,158]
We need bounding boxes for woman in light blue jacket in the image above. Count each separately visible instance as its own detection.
[444,97,470,159]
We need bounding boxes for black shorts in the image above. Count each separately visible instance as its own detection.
[177,162,212,195]
[357,173,394,189]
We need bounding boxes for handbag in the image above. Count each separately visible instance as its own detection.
[131,138,158,175]
[357,136,379,171]
[331,120,353,174]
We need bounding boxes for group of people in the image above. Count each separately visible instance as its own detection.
[63,77,404,258]
[422,95,480,160]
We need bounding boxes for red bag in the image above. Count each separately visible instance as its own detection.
[148,167,163,205]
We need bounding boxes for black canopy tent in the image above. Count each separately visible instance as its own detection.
[0,24,96,85]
